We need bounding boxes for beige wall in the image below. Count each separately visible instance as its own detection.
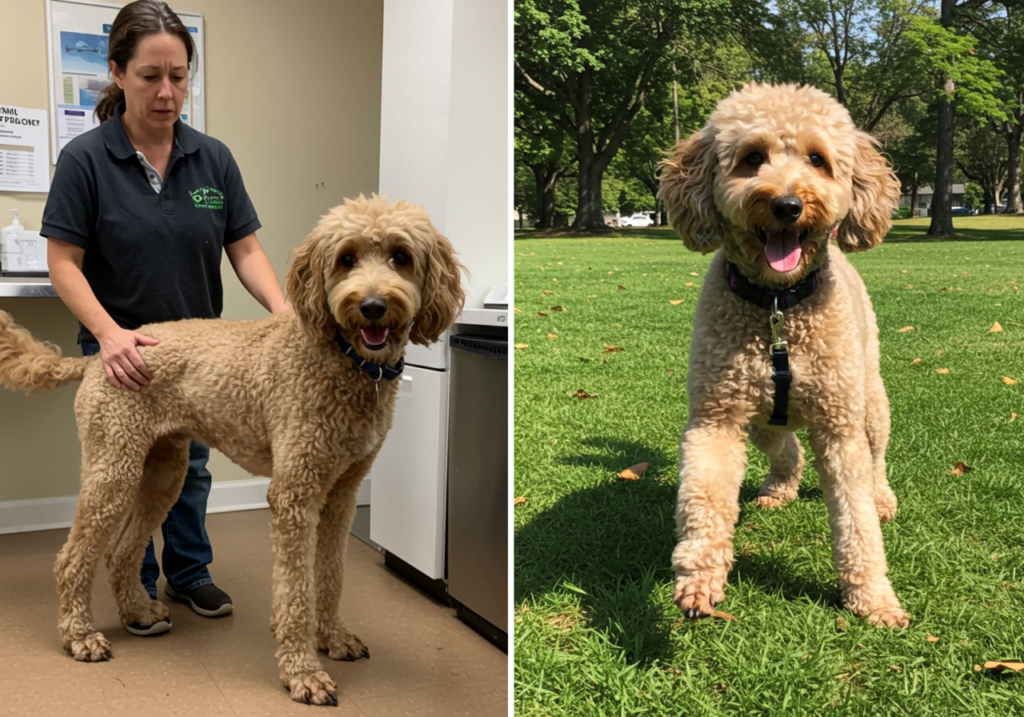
[0,0,383,501]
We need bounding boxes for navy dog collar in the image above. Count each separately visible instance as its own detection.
[333,330,404,381]
[725,260,819,311]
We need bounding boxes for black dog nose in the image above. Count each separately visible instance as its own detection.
[770,196,803,223]
[360,297,387,321]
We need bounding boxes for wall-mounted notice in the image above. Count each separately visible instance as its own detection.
[45,0,205,162]
[0,105,50,193]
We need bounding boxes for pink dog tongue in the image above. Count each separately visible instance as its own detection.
[361,326,389,346]
[764,229,802,273]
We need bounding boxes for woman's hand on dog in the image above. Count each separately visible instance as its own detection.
[97,327,159,391]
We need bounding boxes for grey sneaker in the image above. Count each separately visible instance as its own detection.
[165,583,234,617]
[124,617,172,636]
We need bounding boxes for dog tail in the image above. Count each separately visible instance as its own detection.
[0,310,89,393]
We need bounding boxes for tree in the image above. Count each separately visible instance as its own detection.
[955,119,1008,213]
[514,0,740,231]
[514,91,577,229]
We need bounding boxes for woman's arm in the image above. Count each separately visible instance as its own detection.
[47,237,158,390]
[224,234,291,314]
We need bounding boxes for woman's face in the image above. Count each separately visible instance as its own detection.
[110,32,189,138]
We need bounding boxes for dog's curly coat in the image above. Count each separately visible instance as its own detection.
[0,195,465,704]
[658,83,908,627]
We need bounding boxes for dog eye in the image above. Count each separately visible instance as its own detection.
[744,151,764,167]
[809,152,825,168]
[340,254,357,268]
[392,250,410,266]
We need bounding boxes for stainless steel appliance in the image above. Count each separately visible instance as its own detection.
[446,327,507,648]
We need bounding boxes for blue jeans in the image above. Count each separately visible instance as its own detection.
[81,341,215,598]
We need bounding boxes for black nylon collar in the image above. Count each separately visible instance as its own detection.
[725,260,819,310]
[333,330,404,381]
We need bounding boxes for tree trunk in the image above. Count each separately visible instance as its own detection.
[927,82,956,235]
[1005,122,1022,213]
[530,164,561,230]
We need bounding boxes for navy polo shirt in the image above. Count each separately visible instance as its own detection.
[41,103,261,343]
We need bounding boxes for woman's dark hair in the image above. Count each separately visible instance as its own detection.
[95,0,196,123]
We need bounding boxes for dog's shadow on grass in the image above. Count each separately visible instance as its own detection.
[516,443,837,666]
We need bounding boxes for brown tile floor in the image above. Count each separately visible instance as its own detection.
[0,509,507,717]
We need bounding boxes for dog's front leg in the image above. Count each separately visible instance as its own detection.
[314,456,374,661]
[809,426,910,628]
[267,480,338,706]
[672,419,749,618]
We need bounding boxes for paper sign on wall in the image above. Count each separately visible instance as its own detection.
[0,105,50,193]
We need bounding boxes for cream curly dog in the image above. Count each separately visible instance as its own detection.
[658,83,908,627]
[0,195,465,704]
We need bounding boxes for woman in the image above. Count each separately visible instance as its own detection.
[41,0,289,636]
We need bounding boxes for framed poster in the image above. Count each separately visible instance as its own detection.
[44,0,205,162]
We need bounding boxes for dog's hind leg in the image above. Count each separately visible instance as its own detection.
[104,435,190,631]
[750,425,804,509]
[672,419,749,618]
[54,442,149,661]
[314,455,374,662]
[267,468,338,706]
[864,376,896,522]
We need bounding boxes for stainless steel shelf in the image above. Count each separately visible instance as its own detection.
[0,279,58,298]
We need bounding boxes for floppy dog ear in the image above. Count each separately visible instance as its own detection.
[409,227,466,346]
[285,227,335,341]
[658,128,722,253]
[835,131,900,252]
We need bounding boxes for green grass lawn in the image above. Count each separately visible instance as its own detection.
[513,216,1024,716]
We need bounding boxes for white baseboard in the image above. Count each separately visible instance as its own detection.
[0,478,272,536]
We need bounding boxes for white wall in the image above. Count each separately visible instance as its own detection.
[379,0,509,308]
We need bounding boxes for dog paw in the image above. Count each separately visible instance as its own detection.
[865,605,910,629]
[673,571,726,619]
[67,632,112,662]
[288,671,338,706]
[317,625,370,661]
[122,597,171,628]
[875,494,898,523]
[755,476,799,509]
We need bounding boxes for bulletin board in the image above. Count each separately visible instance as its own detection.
[44,0,205,162]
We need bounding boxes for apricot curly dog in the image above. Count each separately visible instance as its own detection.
[658,83,908,627]
[0,195,465,704]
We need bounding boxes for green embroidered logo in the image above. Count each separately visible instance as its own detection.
[190,186,224,210]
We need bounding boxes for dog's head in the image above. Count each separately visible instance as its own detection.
[659,82,900,287]
[286,195,466,363]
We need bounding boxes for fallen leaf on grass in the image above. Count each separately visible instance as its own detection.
[936,368,950,374]
[1003,377,1018,385]
[607,271,614,275]
[547,333,558,340]
[536,312,548,317]
[926,635,940,643]
[542,289,554,296]
[911,358,922,364]
[979,661,1024,673]
[669,299,684,305]
[617,285,626,291]
[514,343,529,350]
[570,389,597,399]
[685,282,695,287]
[666,368,675,375]
[617,462,650,481]
[550,305,566,312]
[1011,413,1017,422]
[837,617,848,631]
[901,270,908,274]
[990,321,1004,333]
[689,272,699,276]
[936,350,946,355]
[602,345,624,353]
[949,462,972,476]
[513,496,528,506]
[513,307,523,314]
[898,326,915,333]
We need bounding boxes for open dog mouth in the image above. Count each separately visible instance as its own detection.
[756,226,809,273]
[360,325,390,351]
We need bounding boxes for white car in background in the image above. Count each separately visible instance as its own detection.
[618,212,654,227]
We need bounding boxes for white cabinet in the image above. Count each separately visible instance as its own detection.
[368,365,449,579]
